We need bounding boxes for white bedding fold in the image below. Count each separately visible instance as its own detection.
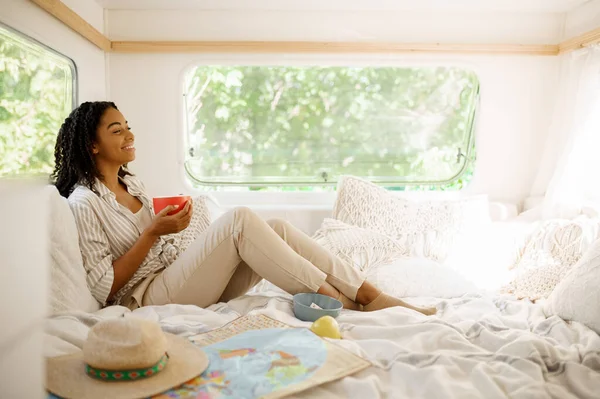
[44,292,600,399]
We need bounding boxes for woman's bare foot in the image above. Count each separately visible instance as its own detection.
[362,293,436,315]
[354,280,437,315]
[420,306,437,316]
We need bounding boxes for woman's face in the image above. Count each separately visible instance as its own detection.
[92,107,135,166]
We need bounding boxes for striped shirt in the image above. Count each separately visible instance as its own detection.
[68,174,180,306]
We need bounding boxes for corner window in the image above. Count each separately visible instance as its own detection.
[183,65,478,191]
[0,24,76,177]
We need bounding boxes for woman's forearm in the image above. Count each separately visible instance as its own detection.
[108,230,158,299]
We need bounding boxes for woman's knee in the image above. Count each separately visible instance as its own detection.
[266,218,288,235]
[232,206,253,217]
[231,206,261,224]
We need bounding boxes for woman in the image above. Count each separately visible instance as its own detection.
[52,101,435,315]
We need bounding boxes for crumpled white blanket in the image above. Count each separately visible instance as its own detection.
[45,291,600,399]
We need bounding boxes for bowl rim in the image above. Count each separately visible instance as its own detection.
[293,293,342,311]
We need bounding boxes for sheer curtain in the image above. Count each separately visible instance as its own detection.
[532,45,600,219]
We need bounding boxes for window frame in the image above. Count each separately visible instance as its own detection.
[1,21,78,105]
[0,22,78,174]
[182,60,480,190]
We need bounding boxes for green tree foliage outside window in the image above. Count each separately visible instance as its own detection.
[0,24,75,178]
[184,65,478,192]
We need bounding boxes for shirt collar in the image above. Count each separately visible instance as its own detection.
[94,175,139,196]
[94,178,114,198]
[93,175,150,208]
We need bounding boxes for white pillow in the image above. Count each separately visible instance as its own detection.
[313,218,406,272]
[202,193,226,221]
[443,220,533,292]
[366,258,480,298]
[501,217,599,300]
[332,175,489,262]
[47,186,101,314]
[545,238,600,334]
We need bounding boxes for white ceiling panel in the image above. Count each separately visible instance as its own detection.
[96,0,592,13]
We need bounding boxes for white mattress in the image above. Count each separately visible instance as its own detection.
[45,291,600,398]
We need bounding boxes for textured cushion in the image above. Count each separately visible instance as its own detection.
[545,238,600,334]
[313,218,406,272]
[332,175,489,262]
[502,217,600,300]
[48,186,101,314]
[172,196,213,253]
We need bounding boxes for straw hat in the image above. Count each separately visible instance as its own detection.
[46,318,209,399]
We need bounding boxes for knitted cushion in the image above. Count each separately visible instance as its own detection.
[545,237,600,334]
[313,218,407,272]
[331,176,484,262]
[501,217,600,300]
[171,196,213,254]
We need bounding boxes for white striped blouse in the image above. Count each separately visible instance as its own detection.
[68,174,179,306]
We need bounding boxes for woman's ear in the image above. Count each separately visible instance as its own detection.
[91,143,99,155]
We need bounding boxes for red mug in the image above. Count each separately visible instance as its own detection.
[152,195,191,216]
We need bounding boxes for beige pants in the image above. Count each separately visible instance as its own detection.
[138,207,366,308]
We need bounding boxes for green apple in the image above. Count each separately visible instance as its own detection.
[310,316,341,339]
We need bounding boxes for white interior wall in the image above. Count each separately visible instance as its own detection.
[61,0,105,34]
[97,0,590,13]
[108,9,564,43]
[0,182,48,399]
[108,53,557,210]
[564,0,600,38]
[0,0,106,103]
[107,9,559,214]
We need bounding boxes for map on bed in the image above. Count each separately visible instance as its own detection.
[155,328,327,399]
[153,314,368,399]
[47,315,370,399]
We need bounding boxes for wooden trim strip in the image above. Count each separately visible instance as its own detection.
[559,27,600,54]
[111,41,559,56]
[29,0,111,52]
[28,0,598,56]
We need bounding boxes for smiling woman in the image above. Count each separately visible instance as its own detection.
[51,102,132,198]
[50,101,435,316]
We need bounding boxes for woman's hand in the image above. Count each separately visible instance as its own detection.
[146,201,193,237]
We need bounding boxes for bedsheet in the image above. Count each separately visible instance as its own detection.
[44,291,600,398]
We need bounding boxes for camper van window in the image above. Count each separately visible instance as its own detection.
[183,65,478,191]
[0,24,76,178]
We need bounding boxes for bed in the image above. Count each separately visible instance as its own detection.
[45,288,600,399]
[44,179,600,398]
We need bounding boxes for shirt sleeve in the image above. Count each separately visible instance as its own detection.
[70,202,115,306]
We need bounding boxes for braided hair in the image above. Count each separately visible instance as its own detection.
[51,101,130,198]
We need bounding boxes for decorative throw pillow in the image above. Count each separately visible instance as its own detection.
[501,217,600,300]
[47,186,101,315]
[544,238,600,334]
[203,193,226,221]
[312,218,407,272]
[332,175,487,262]
[173,196,213,253]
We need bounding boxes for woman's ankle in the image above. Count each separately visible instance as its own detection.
[355,281,382,306]
[317,281,339,299]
